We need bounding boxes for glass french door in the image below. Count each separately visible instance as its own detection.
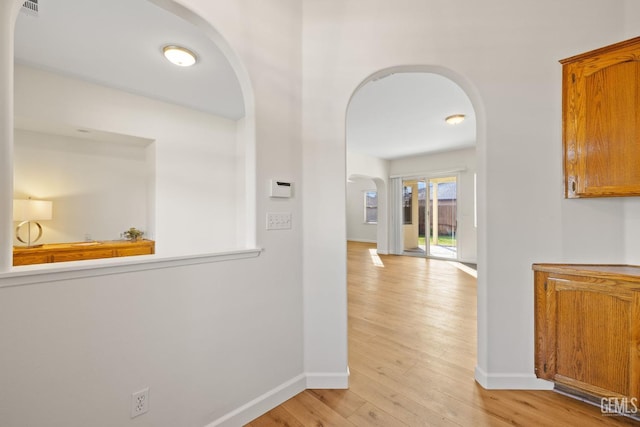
[427,177,457,259]
[402,176,457,259]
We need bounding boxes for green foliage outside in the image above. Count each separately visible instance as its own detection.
[419,235,456,248]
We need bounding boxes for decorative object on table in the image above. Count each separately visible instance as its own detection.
[13,198,53,247]
[123,227,144,241]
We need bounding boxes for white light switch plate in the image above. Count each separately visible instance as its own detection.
[266,212,292,230]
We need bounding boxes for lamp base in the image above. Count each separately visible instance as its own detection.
[15,220,44,247]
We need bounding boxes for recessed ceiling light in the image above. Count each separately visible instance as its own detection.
[162,45,197,67]
[445,114,465,125]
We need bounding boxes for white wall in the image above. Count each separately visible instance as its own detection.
[347,150,390,253]
[14,64,241,255]
[623,3,640,263]
[14,129,150,244]
[346,177,377,243]
[1,2,638,427]
[624,0,640,35]
[390,147,477,263]
[1,1,304,427]
[302,0,631,392]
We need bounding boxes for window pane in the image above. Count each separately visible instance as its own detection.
[403,185,412,224]
[365,190,377,223]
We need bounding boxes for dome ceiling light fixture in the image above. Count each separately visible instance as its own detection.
[445,114,466,125]
[162,45,198,67]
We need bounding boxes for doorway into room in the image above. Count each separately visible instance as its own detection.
[402,175,457,259]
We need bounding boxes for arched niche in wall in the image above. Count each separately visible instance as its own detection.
[9,0,255,266]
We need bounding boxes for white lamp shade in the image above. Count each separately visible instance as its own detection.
[13,199,53,221]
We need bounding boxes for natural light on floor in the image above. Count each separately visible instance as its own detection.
[369,249,385,267]
[448,261,477,278]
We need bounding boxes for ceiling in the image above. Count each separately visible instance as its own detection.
[14,0,245,120]
[14,1,474,158]
[347,72,476,160]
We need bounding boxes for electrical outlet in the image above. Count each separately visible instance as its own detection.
[131,387,149,418]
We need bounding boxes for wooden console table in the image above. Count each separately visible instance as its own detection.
[13,240,155,266]
[533,264,640,405]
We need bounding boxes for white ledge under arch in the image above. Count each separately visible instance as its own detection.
[0,248,262,289]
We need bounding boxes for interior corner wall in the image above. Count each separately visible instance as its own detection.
[302,0,629,391]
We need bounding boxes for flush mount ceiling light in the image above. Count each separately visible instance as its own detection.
[445,114,466,125]
[162,45,197,67]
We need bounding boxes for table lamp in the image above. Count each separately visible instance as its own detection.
[13,198,53,247]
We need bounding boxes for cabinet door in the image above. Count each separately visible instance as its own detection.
[536,276,640,400]
[563,38,640,198]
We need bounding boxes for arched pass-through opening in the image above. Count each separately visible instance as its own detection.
[149,0,257,248]
[2,0,257,271]
[345,64,488,381]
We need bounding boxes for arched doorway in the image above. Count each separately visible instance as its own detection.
[346,68,478,265]
[345,64,486,383]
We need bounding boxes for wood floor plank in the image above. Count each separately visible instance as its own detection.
[281,391,357,427]
[244,405,305,427]
[306,389,367,419]
[349,364,507,426]
[347,402,409,427]
[247,242,637,426]
[347,368,463,427]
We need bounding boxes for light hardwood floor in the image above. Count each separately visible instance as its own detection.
[246,241,637,426]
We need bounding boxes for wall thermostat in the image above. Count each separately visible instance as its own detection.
[270,180,293,198]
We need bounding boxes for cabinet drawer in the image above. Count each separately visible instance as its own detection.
[116,246,153,257]
[13,253,51,266]
[52,248,115,262]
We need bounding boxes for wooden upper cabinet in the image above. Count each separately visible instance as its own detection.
[561,37,640,198]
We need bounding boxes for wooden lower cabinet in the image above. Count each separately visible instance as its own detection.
[13,240,155,266]
[533,264,640,410]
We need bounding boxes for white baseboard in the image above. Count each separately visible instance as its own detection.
[205,374,306,427]
[474,366,554,390]
[205,369,350,427]
[306,368,350,389]
[346,238,377,244]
